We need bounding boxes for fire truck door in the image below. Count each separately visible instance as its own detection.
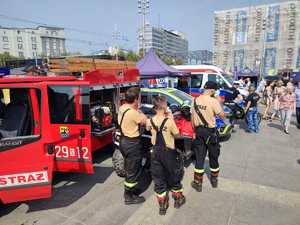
[47,85,93,174]
[0,88,54,204]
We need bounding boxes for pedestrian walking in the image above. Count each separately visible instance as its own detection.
[191,81,225,192]
[295,81,300,128]
[146,96,185,215]
[118,87,147,205]
[262,81,275,120]
[282,73,290,86]
[245,86,260,133]
[279,87,296,134]
[270,80,285,121]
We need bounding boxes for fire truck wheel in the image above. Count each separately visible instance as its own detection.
[112,148,126,178]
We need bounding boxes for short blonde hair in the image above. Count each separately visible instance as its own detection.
[153,95,167,110]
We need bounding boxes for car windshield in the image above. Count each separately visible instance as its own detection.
[170,89,193,106]
[222,73,234,85]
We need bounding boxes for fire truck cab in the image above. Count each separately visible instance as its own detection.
[0,68,139,204]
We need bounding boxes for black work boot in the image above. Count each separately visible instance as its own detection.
[210,173,219,188]
[191,172,203,192]
[124,190,145,205]
[157,195,169,215]
[172,192,186,209]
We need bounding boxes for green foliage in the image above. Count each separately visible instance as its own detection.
[0,52,24,67]
[118,50,126,59]
[126,51,140,62]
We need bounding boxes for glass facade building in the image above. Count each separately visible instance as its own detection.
[139,24,189,62]
[213,1,300,75]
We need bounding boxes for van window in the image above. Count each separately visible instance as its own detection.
[48,86,89,124]
[0,88,41,149]
[141,92,149,104]
[208,74,217,83]
[208,74,229,89]
[191,74,203,88]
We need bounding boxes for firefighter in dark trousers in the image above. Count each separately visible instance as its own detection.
[191,81,225,191]
[118,87,147,204]
[146,96,185,215]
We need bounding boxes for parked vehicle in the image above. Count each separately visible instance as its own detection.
[173,65,249,98]
[0,67,139,204]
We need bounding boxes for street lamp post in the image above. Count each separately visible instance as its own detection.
[259,18,267,80]
[138,0,150,56]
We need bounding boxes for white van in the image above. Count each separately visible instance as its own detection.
[172,65,248,97]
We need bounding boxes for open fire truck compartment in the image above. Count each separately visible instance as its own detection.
[0,67,139,204]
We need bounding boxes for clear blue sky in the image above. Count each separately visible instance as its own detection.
[0,0,288,53]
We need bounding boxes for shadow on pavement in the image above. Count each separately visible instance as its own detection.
[26,165,114,212]
[0,203,20,218]
[0,146,115,216]
[268,123,282,131]
[236,120,248,131]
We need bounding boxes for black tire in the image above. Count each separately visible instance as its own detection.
[219,133,231,142]
[112,148,126,178]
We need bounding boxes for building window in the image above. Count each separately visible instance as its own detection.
[51,31,57,36]
[18,44,23,50]
[31,36,37,43]
[32,52,37,57]
[32,31,35,34]
[17,36,23,42]
[17,30,20,34]
[2,36,8,42]
[32,44,37,50]
[18,52,24,57]
[3,43,9,49]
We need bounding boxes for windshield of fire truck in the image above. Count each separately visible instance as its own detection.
[48,85,89,124]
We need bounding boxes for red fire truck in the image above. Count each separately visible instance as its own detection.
[0,68,139,204]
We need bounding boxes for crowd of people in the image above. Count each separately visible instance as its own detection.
[261,78,300,134]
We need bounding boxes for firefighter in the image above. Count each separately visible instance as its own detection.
[118,87,147,205]
[146,96,185,215]
[191,81,225,191]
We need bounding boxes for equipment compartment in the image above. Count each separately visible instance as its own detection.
[90,88,116,136]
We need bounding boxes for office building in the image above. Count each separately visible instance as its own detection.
[139,23,189,62]
[0,26,66,58]
[213,1,300,75]
[188,50,213,64]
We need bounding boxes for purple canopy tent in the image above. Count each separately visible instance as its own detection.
[137,48,185,78]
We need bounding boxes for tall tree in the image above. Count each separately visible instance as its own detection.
[0,53,24,67]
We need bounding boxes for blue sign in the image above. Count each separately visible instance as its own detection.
[266,5,280,42]
[233,49,245,71]
[264,48,277,76]
[235,10,248,44]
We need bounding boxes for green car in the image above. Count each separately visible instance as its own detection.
[141,88,193,108]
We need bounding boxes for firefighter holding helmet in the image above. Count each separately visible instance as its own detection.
[191,81,225,192]
[118,87,147,205]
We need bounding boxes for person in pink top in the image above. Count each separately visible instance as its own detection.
[279,86,296,134]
